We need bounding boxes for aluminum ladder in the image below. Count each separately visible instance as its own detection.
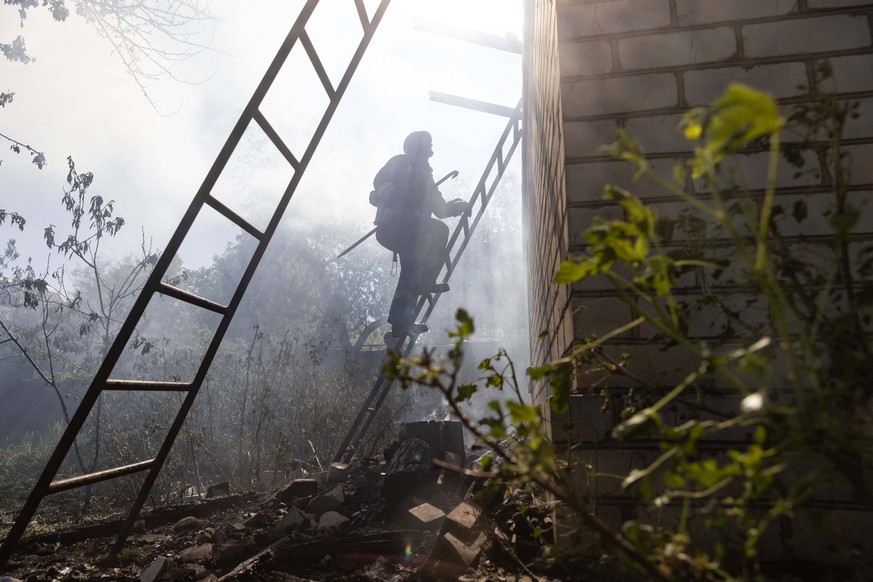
[0,0,391,565]
[333,101,522,464]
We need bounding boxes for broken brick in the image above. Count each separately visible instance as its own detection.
[172,516,202,532]
[407,502,445,530]
[307,483,344,515]
[317,511,350,531]
[178,543,212,563]
[433,530,487,568]
[214,536,256,568]
[278,506,312,531]
[441,500,481,542]
[139,556,168,582]
[327,462,351,484]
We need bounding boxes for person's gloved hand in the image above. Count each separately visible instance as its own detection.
[447,198,470,217]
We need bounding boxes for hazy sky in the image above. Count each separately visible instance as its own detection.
[1,0,523,268]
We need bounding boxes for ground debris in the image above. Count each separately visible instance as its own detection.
[2,429,563,581]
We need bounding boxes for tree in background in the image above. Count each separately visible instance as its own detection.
[1,0,213,168]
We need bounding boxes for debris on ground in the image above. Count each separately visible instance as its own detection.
[0,422,568,581]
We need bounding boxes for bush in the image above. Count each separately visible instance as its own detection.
[388,73,873,580]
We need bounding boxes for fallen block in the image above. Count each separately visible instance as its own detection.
[327,462,351,484]
[407,502,445,530]
[307,483,344,515]
[432,530,487,568]
[317,511,350,531]
[140,556,169,582]
[441,500,481,543]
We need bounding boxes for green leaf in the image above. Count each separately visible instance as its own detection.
[456,383,477,402]
[687,83,784,162]
[506,401,540,425]
[555,258,601,284]
[451,308,475,338]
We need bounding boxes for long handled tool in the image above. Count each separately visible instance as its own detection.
[336,169,459,259]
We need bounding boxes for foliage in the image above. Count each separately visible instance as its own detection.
[388,74,873,580]
[0,183,404,518]
[1,0,214,168]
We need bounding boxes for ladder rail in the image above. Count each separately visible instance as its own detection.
[113,0,393,556]
[334,102,523,464]
[0,0,392,566]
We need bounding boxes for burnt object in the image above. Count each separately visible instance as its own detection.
[383,438,437,500]
[398,420,466,463]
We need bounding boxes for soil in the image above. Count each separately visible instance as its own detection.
[0,455,569,582]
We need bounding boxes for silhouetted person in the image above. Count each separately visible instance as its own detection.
[371,131,468,337]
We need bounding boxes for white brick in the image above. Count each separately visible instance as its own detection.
[850,191,873,234]
[564,119,621,158]
[608,343,702,386]
[557,394,621,443]
[565,157,678,203]
[843,97,873,140]
[557,0,672,39]
[684,62,808,105]
[573,297,634,338]
[568,204,625,246]
[770,192,842,237]
[743,15,871,58]
[676,0,799,26]
[560,40,614,77]
[826,54,873,93]
[619,27,736,70]
[845,144,873,186]
[697,150,820,192]
[562,74,678,117]
[808,0,873,6]
[625,114,692,153]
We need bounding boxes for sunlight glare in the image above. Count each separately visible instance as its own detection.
[398,0,523,37]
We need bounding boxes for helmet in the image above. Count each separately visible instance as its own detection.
[403,131,432,158]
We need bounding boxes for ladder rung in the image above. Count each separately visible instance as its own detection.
[47,460,155,494]
[354,0,369,29]
[300,31,336,98]
[158,283,227,314]
[105,379,192,392]
[252,110,300,170]
[205,195,265,240]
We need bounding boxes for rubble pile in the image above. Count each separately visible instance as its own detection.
[0,424,559,581]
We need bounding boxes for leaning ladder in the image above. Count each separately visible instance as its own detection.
[0,0,391,565]
[334,101,523,464]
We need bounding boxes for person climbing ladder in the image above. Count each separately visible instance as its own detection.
[370,131,469,338]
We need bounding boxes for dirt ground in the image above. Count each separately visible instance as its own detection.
[1,440,577,582]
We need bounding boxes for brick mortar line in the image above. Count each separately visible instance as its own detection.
[561,90,873,123]
[568,231,873,251]
[569,282,873,302]
[559,47,873,83]
[564,135,873,164]
[565,184,873,201]
[556,4,873,43]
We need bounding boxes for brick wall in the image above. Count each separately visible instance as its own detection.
[525,0,873,405]
[522,0,574,405]
[523,0,873,559]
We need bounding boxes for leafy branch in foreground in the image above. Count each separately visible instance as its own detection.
[389,77,873,580]
[387,309,668,581]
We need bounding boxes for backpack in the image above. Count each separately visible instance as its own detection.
[369,155,411,224]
